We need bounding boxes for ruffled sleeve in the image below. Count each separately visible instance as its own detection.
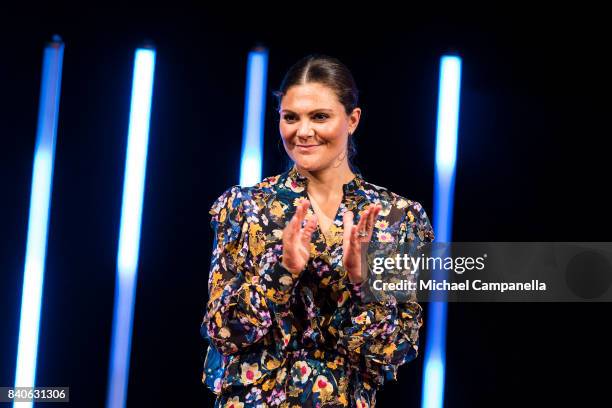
[339,200,434,387]
[201,185,299,356]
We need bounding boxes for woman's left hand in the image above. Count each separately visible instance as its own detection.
[342,204,382,284]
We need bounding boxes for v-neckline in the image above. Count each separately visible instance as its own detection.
[286,164,365,251]
[306,191,346,250]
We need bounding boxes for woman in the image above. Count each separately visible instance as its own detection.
[201,55,435,408]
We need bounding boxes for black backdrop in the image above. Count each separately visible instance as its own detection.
[1,8,610,407]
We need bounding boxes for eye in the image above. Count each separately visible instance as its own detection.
[282,113,297,123]
[313,112,329,121]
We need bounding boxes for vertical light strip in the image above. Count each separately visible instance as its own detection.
[433,56,461,243]
[106,47,156,408]
[239,47,268,186]
[421,55,462,408]
[13,35,64,408]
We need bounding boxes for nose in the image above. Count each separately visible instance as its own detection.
[296,120,314,140]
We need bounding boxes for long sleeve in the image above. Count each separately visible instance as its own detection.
[202,185,300,356]
[339,201,434,387]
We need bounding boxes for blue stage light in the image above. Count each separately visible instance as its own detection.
[239,48,268,187]
[421,55,462,408]
[13,36,64,408]
[106,47,156,408]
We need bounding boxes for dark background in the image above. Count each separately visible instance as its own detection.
[1,7,609,407]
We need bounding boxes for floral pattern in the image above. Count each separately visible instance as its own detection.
[201,164,435,407]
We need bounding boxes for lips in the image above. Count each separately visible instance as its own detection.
[296,144,321,153]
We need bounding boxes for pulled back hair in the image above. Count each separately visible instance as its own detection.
[274,54,360,174]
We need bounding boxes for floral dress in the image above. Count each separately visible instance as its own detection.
[200,165,435,408]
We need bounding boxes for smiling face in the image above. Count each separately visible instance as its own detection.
[279,82,360,173]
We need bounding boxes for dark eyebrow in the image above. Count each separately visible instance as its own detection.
[279,109,333,115]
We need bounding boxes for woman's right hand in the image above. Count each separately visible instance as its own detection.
[281,200,318,277]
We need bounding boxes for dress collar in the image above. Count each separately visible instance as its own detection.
[286,164,364,195]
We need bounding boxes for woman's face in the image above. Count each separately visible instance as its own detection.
[279,82,360,173]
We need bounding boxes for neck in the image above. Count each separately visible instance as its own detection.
[296,161,355,198]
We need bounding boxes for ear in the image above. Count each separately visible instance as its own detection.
[348,107,361,134]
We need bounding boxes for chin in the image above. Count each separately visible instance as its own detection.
[294,158,321,172]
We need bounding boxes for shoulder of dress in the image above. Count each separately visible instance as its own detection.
[209,184,247,221]
[242,172,287,201]
[359,180,418,211]
[209,172,290,221]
